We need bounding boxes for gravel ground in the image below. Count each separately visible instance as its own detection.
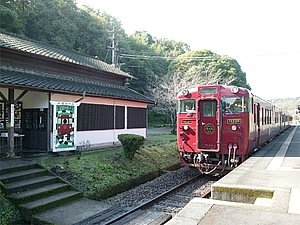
[102,167,201,207]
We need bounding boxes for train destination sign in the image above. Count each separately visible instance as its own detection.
[182,120,193,124]
[199,87,218,94]
[227,119,241,124]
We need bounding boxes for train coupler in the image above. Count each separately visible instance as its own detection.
[227,143,239,167]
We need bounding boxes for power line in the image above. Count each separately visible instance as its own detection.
[119,54,223,61]
[119,51,300,61]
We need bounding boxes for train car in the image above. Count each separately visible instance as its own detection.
[177,85,291,175]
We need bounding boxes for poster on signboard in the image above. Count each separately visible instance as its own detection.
[50,101,80,152]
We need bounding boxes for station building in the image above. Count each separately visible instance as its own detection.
[0,33,154,155]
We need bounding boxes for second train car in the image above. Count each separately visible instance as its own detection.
[177,85,291,175]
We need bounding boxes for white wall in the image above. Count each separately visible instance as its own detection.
[76,128,147,147]
[0,89,48,109]
[22,91,49,108]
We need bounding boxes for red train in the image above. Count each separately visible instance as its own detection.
[177,85,292,175]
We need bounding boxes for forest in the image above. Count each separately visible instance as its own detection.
[1,0,274,126]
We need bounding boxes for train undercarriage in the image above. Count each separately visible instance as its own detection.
[181,151,243,175]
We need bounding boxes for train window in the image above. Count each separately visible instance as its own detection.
[261,108,264,125]
[222,97,250,113]
[203,102,216,117]
[178,99,196,113]
[254,104,257,124]
[251,98,254,114]
[275,112,279,123]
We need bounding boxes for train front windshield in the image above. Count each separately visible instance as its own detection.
[222,96,250,113]
[178,99,196,113]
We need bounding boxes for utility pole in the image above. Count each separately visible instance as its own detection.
[110,27,119,68]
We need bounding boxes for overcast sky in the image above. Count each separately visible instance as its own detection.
[77,0,300,100]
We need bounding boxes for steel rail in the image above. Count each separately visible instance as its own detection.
[103,174,202,225]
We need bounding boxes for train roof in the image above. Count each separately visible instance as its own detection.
[177,85,291,116]
[177,85,251,98]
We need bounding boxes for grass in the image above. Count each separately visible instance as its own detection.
[36,134,178,200]
[146,134,176,142]
[0,133,178,222]
[0,190,21,225]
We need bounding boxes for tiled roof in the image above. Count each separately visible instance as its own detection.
[0,33,133,79]
[0,67,153,103]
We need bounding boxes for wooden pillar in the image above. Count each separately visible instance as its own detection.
[47,93,51,152]
[8,89,15,157]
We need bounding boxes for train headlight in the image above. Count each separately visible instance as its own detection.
[182,89,189,96]
[231,125,237,131]
[183,125,189,131]
[231,86,239,94]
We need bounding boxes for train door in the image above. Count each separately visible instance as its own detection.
[197,99,220,151]
[256,103,261,149]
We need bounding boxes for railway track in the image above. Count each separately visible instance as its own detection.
[78,173,217,225]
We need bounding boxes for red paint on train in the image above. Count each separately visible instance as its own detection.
[177,85,292,175]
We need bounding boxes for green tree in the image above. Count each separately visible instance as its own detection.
[77,6,126,61]
[168,50,251,89]
[0,0,250,98]
[23,0,80,49]
[119,32,169,94]
[153,38,190,58]
[0,5,25,33]
[119,31,190,94]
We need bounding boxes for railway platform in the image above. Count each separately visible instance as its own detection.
[166,125,300,225]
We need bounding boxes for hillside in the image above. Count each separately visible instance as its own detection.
[271,97,300,121]
[271,97,300,111]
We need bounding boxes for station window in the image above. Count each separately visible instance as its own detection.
[77,104,114,130]
[127,107,147,128]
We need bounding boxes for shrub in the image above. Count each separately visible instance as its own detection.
[118,134,145,160]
